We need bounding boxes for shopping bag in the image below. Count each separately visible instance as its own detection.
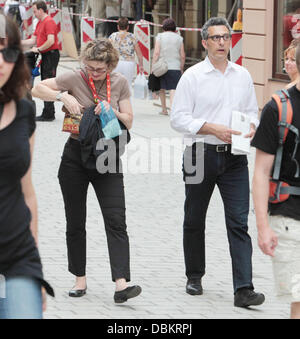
[134,73,148,100]
[62,106,81,134]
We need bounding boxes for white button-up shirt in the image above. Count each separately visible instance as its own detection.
[170,56,259,145]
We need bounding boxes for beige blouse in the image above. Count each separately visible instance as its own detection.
[55,69,131,138]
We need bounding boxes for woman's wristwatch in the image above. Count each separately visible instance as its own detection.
[56,92,63,101]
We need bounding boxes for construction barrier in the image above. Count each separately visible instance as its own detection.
[24,4,34,38]
[49,8,62,50]
[81,17,95,45]
[15,6,247,69]
[230,32,243,66]
[134,21,150,76]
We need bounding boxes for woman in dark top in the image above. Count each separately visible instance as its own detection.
[0,15,54,319]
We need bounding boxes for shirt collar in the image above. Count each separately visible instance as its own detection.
[203,56,236,74]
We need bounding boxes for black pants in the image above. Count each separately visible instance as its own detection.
[40,49,60,119]
[183,145,253,293]
[58,138,130,281]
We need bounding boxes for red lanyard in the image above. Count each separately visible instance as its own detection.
[88,73,111,105]
[80,70,111,105]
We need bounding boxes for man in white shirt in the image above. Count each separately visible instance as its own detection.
[170,17,265,308]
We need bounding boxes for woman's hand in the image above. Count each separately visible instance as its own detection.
[61,93,84,116]
[94,100,111,115]
[139,65,144,74]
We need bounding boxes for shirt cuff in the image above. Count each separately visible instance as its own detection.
[188,118,206,135]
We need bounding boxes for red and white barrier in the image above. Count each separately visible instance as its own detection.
[134,21,150,76]
[23,4,34,38]
[49,9,62,50]
[230,32,243,66]
[81,17,95,45]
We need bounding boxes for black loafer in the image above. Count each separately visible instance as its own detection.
[114,285,142,303]
[69,287,87,298]
[36,115,55,122]
[234,288,265,308]
[186,279,203,295]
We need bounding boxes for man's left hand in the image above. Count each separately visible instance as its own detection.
[245,124,256,139]
[31,47,39,53]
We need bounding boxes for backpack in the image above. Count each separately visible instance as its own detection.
[269,89,300,203]
[7,4,22,28]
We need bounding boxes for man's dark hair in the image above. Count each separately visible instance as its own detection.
[162,18,176,32]
[201,17,232,40]
[118,17,129,30]
[0,17,30,103]
[33,1,48,13]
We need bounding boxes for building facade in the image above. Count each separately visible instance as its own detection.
[243,0,296,110]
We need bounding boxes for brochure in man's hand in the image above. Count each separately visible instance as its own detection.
[231,110,251,155]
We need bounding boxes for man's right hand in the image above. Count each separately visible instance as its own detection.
[200,123,241,144]
[258,226,278,257]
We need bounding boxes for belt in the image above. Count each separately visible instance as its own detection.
[204,143,231,153]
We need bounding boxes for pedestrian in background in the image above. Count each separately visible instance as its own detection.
[22,0,60,122]
[170,17,265,308]
[4,0,28,38]
[284,38,300,89]
[0,15,54,319]
[105,0,121,37]
[152,18,185,115]
[252,43,300,320]
[121,0,134,23]
[109,17,144,90]
[31,38,142,304]
[85,0,106,38]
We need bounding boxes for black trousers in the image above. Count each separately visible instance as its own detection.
[183,145,253,293]
[40,49,60,119]
[58,138,130,281]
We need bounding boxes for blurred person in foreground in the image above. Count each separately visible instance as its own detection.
[0,14,54,319]
[252,43,300,320]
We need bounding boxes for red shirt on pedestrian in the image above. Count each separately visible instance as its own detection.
[34,15,59,52]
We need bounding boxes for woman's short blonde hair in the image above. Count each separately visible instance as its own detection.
[80,38,119,71]
[284,38,300,58]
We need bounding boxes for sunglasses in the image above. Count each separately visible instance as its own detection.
[0,47,20,63]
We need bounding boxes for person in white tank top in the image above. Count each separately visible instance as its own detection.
[152,18,185,115]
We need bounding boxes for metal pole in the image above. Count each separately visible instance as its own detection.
[227,0,239,23]
[170,0,173,18]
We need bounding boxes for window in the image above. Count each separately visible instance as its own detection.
[274,0,300,79]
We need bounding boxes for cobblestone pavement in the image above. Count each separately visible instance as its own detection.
[31,57,289,319]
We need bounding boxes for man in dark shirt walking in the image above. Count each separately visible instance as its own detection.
[252,44,300,319]
[22,1,60,121]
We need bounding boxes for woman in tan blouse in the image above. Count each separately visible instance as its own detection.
[32,39,142,303]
